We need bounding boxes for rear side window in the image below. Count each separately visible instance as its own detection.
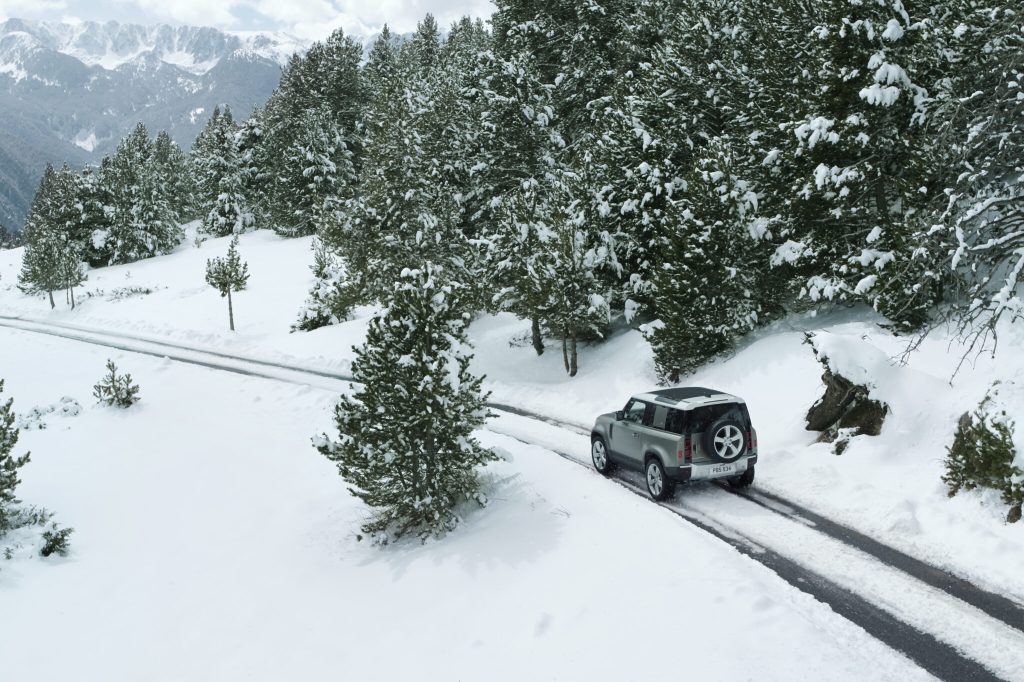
[665,408,686,434]
[650,405,669,430]
[687,403,750,433]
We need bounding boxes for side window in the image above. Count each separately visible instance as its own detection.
[650,405,669,430]
[665,408,686,434]
[622,399,647,424]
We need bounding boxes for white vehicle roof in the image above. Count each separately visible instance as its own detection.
[631,387,744,410]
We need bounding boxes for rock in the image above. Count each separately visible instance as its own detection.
[838,396,888,437]
[1008,505,1022,524]
[806,368,857,432]
[805,337,889,448]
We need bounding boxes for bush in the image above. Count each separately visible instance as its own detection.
[1,379,31,534]
[943,393,1024,523]
[40,523,73,557]
[92,360,140,408]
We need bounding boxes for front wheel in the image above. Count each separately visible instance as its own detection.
[728,465,755,489]
[592,437,613,475]
[645,458,675,501]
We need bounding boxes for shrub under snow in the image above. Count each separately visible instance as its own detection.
[943,383,1024,523]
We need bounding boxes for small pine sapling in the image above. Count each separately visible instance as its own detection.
[0,379,31,533]
[40,523,73,557]
[205,236,250,331]
[93,360,141,408]
[944,389,1024,523]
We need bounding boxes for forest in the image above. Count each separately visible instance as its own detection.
[14,0,1024,380]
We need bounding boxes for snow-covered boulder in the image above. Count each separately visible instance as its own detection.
[804,333,890,453]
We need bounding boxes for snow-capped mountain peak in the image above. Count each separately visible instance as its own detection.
[0,18,306,75]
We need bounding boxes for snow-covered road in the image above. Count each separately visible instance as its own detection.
[3,316,1023,681]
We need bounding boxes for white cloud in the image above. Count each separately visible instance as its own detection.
[110,0,238,28]
[1,0,495,39]
[0,0,67,20]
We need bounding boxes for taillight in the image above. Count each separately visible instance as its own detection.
[678,435,693,464]
[747,429,757,452]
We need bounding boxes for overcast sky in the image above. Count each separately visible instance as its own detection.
[0,0,494,39]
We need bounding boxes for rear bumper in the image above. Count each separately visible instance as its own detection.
[668,454,757,482]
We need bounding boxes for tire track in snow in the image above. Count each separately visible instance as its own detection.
[0,314,1019,681]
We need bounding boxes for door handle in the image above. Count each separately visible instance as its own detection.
[632,433,640,438]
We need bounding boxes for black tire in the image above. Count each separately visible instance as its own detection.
[591,437,614,475]
[728,465,755,489]
[703,418,748,464]
[645,457,676,501]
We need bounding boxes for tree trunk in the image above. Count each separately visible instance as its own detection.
[227,290,235,332]
[531,316,544,356]
[70,287,76,310]
[562,335,569,374]
[569,333,578,378]
[48,290,55,309]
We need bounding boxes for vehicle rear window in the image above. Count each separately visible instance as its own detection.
[686,403,751,433]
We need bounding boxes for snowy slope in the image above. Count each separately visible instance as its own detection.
[0,318,933,681]
[0,228,1022,604]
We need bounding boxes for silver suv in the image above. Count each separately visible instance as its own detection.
[590,387,758,500]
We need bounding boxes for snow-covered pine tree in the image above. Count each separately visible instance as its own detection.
[315,263,496,542]
[0,224,20,250]
[274,106,355,238]
[0,379,30,534]
[475,18,567,355]
[293,237,350,331]
[539,166,615,377]
[102,123,181,264]
[752,0,945,330]
[205,236,250,331]
[328,20,463,311]
[647,139,768,381]
[191,106,240,223]
[927,3,1024,355]
[202,134,255,238]
[152,130,191,225]
[17,165,87,308]
[71,166,113,267]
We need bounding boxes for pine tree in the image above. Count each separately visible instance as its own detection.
[152,131,191,225]
[647,140,768,381]
[205,236,250,331]
[0,379,31,534]
[0,224,21,250]
[191,106,240,223]
[275,106,355,237]
[928,4,1024,354]
[197,109,254,237]
[315,263,497,542]
[476,17,568,355]
[102,123,182,264]
[17,165,88,308]
[293,237,351,332]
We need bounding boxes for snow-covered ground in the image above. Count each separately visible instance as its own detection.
[0,324,932,681]
[1,228,1022,660]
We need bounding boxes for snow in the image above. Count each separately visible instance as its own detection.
[2,229,1024,674]
[0,59,27,82]
[73,130,99,152]
[0,325,928,682]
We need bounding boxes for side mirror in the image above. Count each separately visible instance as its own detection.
[615,410,624,421]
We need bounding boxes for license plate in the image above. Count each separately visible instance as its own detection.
[710,463,735,475]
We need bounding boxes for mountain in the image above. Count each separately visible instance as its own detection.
[0,18,310,231]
